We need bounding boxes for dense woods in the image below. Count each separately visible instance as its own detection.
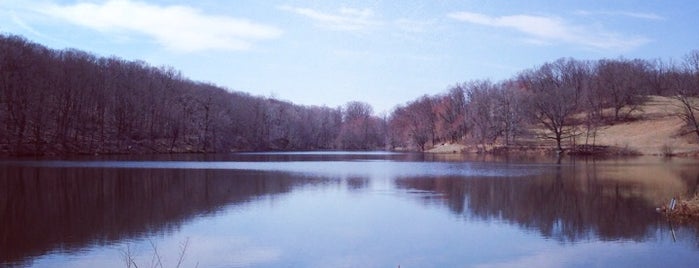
[0,34,384,155]
[1,34,698,155]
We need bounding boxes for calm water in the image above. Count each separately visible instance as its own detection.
[2,152,699,267]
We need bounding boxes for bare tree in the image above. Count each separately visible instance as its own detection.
[433,85,467,143]
[519,60,582,153]
[388,96,435,151]
[672,50,699,140]
[494,81,526,146]
[337,101,384,150]
[464,80,501,151]
[592,58,649,121]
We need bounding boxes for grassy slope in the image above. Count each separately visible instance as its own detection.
[595,96,699,155]
[428,96,699,155]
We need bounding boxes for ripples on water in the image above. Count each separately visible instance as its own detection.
[1,152,699,267]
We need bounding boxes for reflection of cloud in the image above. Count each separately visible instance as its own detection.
[227,248,282,266]
[278,5,380,31]
[41,236,282,268]
[163,235,282,267]
[36,0,281,52]
[448,11,649,51]
[474,241,645,268]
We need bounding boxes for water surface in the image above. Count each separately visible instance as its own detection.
[2,153,699,267]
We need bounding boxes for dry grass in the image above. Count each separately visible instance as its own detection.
[592,96,699,155]
[659,195,699,222]
[427,96,699,156]
[426,143,467,153]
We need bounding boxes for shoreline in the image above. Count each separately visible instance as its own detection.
[659,195,699,222]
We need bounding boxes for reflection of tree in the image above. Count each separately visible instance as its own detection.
[0,167,329,266]
[395,164,699,242]
[346,177,369,191]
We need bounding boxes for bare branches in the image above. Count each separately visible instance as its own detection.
[120,239,191,268]
[671,50,699,140]
[518,59,587,152]
[120,244,139,268]
[337,101,386,150]
[149,240,164,268]
[0,34,390,154]
[175,238,190,268]
[3,33,698,154]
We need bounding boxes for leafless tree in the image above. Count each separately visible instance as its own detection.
[519,59,583,153]
[494,81,527,146]
[433,85,467,143]
[464,80,501,150]
[592,58,649,121]
[672,50,699,140]
[337,101,385,149]
[388,96,436,151]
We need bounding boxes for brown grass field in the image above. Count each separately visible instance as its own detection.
[428,95,699,156]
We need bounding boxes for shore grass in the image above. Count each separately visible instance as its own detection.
[659,195,699,222]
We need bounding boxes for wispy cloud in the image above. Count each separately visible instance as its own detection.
[8,9,70,46]
[10,11,46,38]
[36,0,282,52]
[575,10,665,20]
[393,18,435,33]
[448,11,650,51]
[278,5,380,31]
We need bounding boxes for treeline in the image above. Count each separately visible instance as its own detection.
[2,34,698,155]
[389,52,699,152]
[0,34,385,155]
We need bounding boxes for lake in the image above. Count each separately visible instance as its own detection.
[2,152,699,267]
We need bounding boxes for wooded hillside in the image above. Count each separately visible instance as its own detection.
[389,52,699,154]
[1,34,698,155]
[0,35,386,155]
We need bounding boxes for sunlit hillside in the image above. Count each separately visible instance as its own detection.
[430,96,699,156]
[594,96,699,155]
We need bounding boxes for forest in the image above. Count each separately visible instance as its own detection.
[0,34,383,155]
[1,34,698,155]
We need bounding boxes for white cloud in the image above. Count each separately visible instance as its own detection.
[448,11,650,51]
[575,10,665,20]
[278,5,380,31]
[36,0,282,52]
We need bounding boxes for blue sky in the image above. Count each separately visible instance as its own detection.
[1,0,697,113]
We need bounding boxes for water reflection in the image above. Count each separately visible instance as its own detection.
[395,158,699,243]
[3,154,699,267]
[0,166,331,266]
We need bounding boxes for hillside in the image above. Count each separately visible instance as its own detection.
[0,34,387,155]
[3,34,697,156]
[594,96,699,155]
[428,96,699,156]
